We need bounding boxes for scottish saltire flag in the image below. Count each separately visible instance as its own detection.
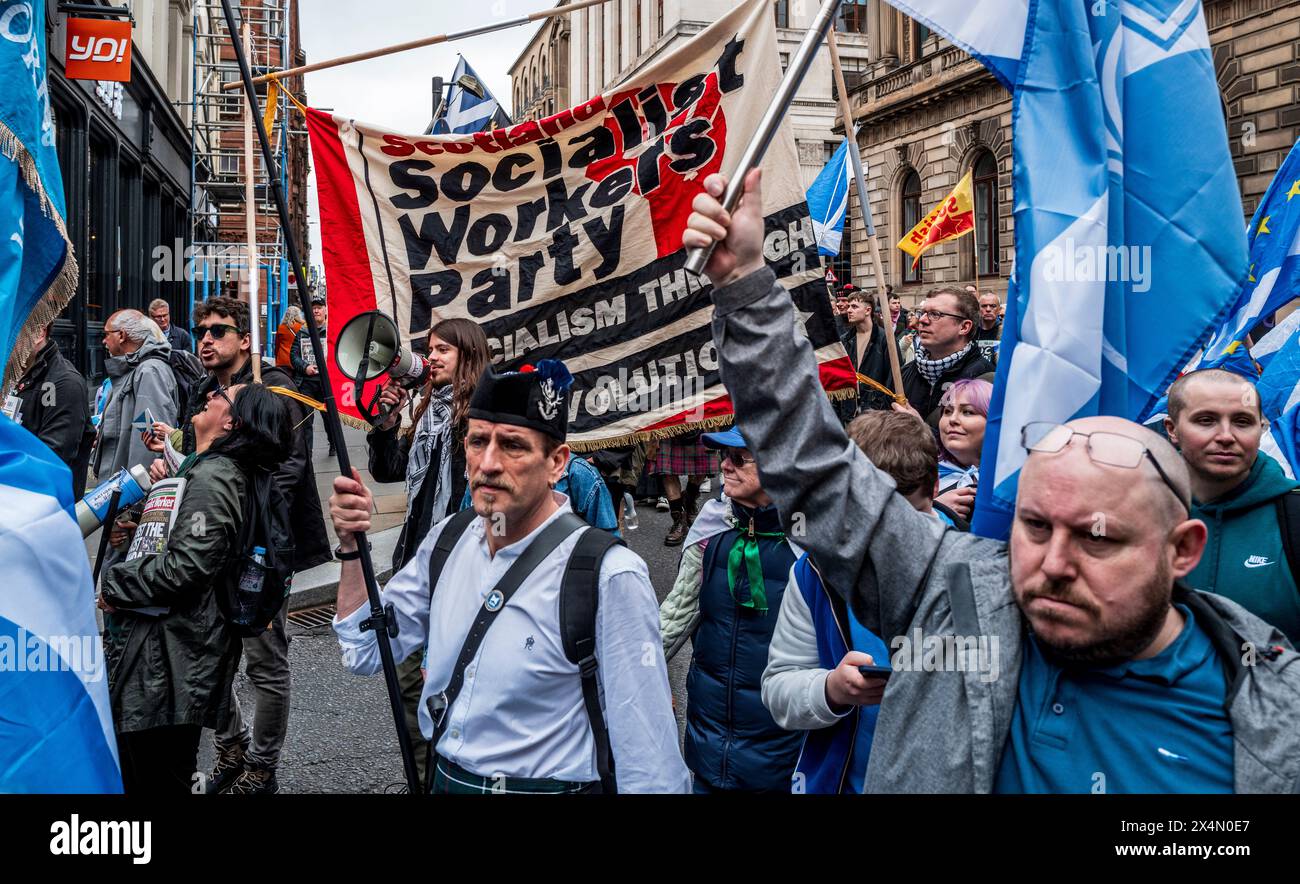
[807,136,853,256]
[1202,139,1300,365]
[1251,306,1300,370]
[0,417,121,793]
[0,1,120,793]
[0,0,78,388]
[432,56,512,135]
[1258,333,1300,477]
[885,0,1249,538]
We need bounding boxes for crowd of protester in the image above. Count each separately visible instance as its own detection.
[11,161,1300,794]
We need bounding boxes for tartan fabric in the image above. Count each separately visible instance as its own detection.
[650,437,717,477]
[430,756,594,794]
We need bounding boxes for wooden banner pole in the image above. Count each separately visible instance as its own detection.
[219,0,616,90]
[827,27,905,399]
[243,24,262,383]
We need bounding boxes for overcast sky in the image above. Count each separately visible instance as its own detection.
[299,1,556,268]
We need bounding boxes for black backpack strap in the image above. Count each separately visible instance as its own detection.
[426,508,478,593]
[1276,490,1300,591]
[560,527,622,795]
[423,511,586,794]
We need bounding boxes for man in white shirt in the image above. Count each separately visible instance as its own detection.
[329,359,689,794]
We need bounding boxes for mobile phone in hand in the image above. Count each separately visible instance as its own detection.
[858,664,893,680]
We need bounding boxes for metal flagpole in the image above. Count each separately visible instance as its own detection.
[242,23,262,384]
[826,26,904,398]
[683,0,846,276]
[218,0,421,793]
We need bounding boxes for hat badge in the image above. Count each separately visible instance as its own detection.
[537,378,561,421]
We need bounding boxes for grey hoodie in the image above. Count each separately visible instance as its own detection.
[712,267,1300,793]
[94,335,178,479]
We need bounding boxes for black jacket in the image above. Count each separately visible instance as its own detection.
[290,326,326,402]
[368,422,467,571]
[181,359,331,572]
[102,453,245,732]
[835,317,894,420]
[12,340,94,498]
[902,344,995,427]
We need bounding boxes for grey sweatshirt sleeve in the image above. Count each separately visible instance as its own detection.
[126,362,178,470]
[762,570,846,730]
[708,267,946,640]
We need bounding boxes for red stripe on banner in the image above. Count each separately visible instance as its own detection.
[304,108,381,424]
[638,355,858,433]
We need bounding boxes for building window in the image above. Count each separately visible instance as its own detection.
[636,1,642,53]
[824,140,840,163]
[780,52,789,73]
[775,0,789,28]
[838,0,868,34]
[220,66,241,120]
[901,170,922,284]
[972,150,999,277]
[657,0,664,37]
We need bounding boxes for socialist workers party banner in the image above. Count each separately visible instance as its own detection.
[897,170,974,270]
[306,0,853,447]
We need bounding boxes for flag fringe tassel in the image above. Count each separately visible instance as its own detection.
[565,386,856,453]
[0,122,80,392]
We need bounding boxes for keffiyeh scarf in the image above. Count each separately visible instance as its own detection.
[403,385,454,526]
[914,341,974,385]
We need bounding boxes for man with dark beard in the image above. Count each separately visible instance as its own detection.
[683,168,1300,793]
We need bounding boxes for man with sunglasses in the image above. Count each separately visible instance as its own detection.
[683,168,1300,793]
[172,295,331,795]
[658,427,804,792]
[900,287,994,427]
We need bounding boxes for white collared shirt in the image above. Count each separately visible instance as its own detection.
[334,494,689,793]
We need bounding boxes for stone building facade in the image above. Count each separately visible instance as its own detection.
[508,2,570,123]
[841,0,1300,305]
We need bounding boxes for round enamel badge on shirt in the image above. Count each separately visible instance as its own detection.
[484,590,504,612]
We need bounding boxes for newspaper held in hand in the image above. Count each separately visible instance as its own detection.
[299,336,326,369]
[123,477,187,617]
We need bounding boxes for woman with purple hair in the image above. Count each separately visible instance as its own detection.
[934,378,993,522]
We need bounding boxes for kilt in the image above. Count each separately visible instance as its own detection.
[650,436,717,477]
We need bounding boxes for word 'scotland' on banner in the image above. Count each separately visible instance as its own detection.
[305,0,854,447]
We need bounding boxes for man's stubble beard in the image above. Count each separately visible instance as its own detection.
[1013,553,1174,668]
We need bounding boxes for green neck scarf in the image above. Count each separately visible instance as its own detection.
[726,517,784,613]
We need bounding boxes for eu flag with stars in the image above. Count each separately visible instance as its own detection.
[1202,139,1300,366]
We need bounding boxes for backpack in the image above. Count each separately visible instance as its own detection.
[142,349,206,424]
[217,465,297,638]
[1274,489,1300,589]
[168,349,207,422]
[425,509,621,793]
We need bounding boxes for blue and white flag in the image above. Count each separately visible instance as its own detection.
[432,55,512,135]
[889,0,1251,538]
[807,136,853,256]
[1258,331,1300,478]
[0,1,120,793]
[0,417,121,793]
[0,0,78,387]
[1202,139,1300,365]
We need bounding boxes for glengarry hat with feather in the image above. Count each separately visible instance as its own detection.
[467,359,574,441]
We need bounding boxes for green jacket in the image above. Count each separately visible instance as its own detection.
[1187,454,1300,646]
[101,453,246,733]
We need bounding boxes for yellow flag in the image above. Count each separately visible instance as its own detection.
[897,171,975,270]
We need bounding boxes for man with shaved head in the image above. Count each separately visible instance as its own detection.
[1165,368,1300,644]
[683,170,1300,793]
